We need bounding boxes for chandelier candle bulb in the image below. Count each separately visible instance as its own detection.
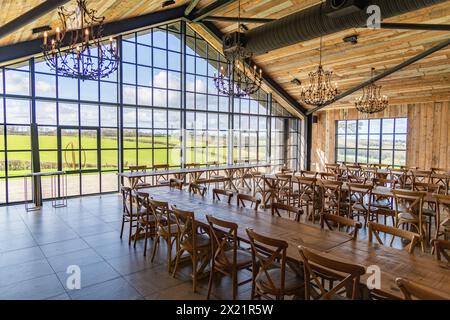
[43,31,48,45]
[56,27,60,41]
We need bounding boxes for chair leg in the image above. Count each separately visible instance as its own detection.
[172,248,182,278]
[151,236,160,262]
[120,217,125,239]
[232,269,238,300]
[128,217,133,246]
[167,237,173,273]
[192,253,197,292]
[133,222,140,249]
[143,224,149,256]
[207,265,215,300]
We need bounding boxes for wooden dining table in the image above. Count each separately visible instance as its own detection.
[140,186,450,299]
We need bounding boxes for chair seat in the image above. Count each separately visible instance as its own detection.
[216,249,252,269]
[181,234,211,251]
[256,268,304,295]
[135,182,153,189]
[125,205,147,217]
[139,214,156,225]
[158,224,179,236]
[422,208,437,217]
[352,203,377,212]
[372,199,391,208]
[398,212,418,222]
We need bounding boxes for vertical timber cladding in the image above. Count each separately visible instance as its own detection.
[311,103,450,171]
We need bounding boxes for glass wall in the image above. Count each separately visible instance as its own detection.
[335,118,407,167]
[0,21,301,204]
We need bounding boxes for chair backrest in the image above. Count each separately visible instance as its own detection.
[129,165,148,172]
[431,167,448,174]
[186,162,201,168]
[212,188,233,204]
[325,164,341,175]
[412,182,441,194]
[348,183,373,210]
[169,178,183,190]
[372,178,398,189]
[153,164,169,170]
[246,228,290,295]
[361,167,377,180]
[345,165,361,177]
[188,183,207,196]
[299,170,318,178]
[271,202,303,220]
[368,221,420,254]
[391,189,426,223]
[320,172,339,180]
[412,170,432,184]
[396,278,449,300]
[149,199,172,232]
[435,193,450,227]
[298,245,366,300]
[389,169,408,188]
[432,239,450,263]
[121,186,133,215]
[172,206,197,250]
[319,180,343,216]
[321,213,362,240]
[237,193,261,211]
[206,215,238,267]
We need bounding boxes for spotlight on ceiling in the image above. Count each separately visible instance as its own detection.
[343,35,358,44]
[162,0,175,7]
[290,78,302,86]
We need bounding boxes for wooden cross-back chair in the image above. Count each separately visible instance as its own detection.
[392,189,427,251]
[412,170,432,184]
[148,199,178,271]
[206,215,252,300]
[348,183,376,227]
[246,228,305,300]
[319,180,345,217]
[434,194,450,241]
[295,176,320,224]
[431,239,450,263]
[368,221,420,254]
[152,164,170,186]
[237,193,261,211]
[389,169,408,188]
[274,173,293,205]
[271,202,303,222]
[431,167,448,174]
[133,191,158,252]
[396,278,449,300]
[120,186,144,245]
[320,213,362,240]
[206,161,226,189]
[344,165,361,180]
[325,163,341,175]
[169,178,183,190]
[299,170,318,178]
[212,188,233,204]
[361,167,377,182]
[129,165,153,189]
[371,178,398,225]
[298,245,366,300]
[320,172,339,181]
[171,207,211,292]
[188,183,207,197]
[412,182,442,238]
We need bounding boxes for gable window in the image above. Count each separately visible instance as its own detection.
[335,118,407,167]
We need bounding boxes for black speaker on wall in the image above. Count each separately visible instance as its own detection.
[312,116,318,124]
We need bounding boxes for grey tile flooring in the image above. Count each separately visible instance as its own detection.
[0,191,437,300]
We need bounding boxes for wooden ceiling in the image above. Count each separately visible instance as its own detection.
[207,0,450,110]
[1,0,449,112]
[0,0,214,47]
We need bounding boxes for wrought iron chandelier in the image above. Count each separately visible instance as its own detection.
[41,0,119,80]
[300,37,339,106]
[213,0,262,97]
[355,68,389,114]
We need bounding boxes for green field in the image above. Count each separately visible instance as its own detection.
[1,132,261,177]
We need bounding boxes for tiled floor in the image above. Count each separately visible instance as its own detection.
[0,193,259,300]
[0,191,435,300]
